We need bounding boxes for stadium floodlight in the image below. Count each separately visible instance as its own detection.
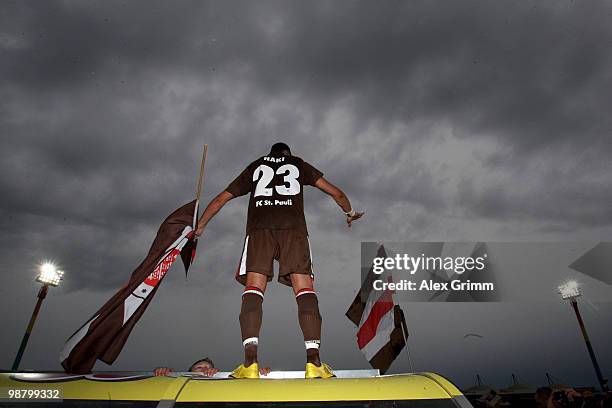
[557,280,608,392]
[36,262,64,287]
[12,262,65,371]
[558,280,581,300]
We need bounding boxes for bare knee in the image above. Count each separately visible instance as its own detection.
[245,272,268,292]
[290,273,314,296]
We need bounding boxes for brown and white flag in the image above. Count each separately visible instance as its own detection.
[60,200,198,374]
[346,244,408,374]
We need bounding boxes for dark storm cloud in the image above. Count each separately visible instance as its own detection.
[263,1,612,150]
[4,0,612,149]
[1,0,612,385]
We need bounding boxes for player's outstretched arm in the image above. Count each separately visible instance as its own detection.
[195,190,235,236]
[314,177,364,227]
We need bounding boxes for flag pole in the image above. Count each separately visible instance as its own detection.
[403,338,415,373]
[398,305,415,373]
[195,144,208,202]
[193,144,208,228]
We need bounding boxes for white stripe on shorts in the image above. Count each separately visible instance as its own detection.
[239,235,249,277]
[307,236,314,279]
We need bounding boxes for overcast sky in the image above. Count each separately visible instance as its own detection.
[1,0,612,389]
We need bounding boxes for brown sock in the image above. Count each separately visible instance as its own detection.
[296,290,322,366]
[306,348,321,366]
[239,287,264,366]
[243,344,258,367]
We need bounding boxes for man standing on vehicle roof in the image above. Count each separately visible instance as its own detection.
[195,142,364,379]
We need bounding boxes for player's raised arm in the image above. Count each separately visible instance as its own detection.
[195,190,235,236]
[314,177,364,227]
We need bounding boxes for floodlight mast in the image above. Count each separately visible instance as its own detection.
[558,281,608,392]
[11,263,64,371]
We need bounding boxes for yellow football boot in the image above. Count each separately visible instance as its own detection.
[305,362,336,379]
[229,362,260,379]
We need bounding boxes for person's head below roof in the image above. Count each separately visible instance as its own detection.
[270,142,291,156]
[189,357,214,372]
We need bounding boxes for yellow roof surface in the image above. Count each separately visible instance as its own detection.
[0,372,464,403]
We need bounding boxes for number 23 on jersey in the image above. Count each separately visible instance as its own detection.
[253,164,300,197]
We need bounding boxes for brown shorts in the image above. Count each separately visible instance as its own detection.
[235,229,314,287]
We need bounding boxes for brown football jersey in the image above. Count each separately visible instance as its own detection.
[226,154,323,233]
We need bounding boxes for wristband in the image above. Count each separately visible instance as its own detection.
[345,209,356,217]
